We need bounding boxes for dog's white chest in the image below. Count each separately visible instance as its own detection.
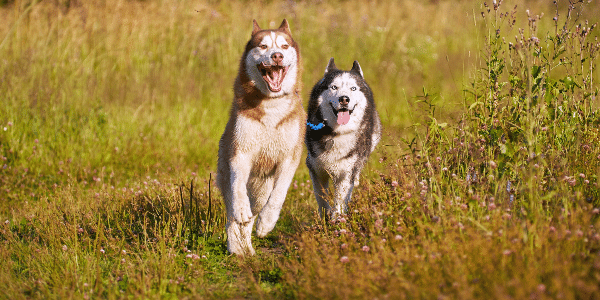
[235,98,301,154]
[311,133,358,170]
[259,96,295,127]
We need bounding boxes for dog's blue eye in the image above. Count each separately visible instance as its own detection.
[259,45,267,50]
[351,87,357,91]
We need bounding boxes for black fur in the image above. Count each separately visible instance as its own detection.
[304,59,382,216]
[305,67,378,164]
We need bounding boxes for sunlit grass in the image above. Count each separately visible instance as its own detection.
[1,0,599,299]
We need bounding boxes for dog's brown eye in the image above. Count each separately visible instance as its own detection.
[259,44,267,50]
[281,44,289,50]
[351,87,357,91]
[331,85,337,90]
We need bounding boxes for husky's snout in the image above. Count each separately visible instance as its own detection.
[271,52,284,65]
[333,96,352,113]
[338,96,350,108]
[257,51,289,93]
[332,95,353,125]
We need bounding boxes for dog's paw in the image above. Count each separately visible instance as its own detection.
[226,223,256,256]
[229,244,255,256]
[331,204,347,219]
[232,202,254,224]
[255,213,277,237]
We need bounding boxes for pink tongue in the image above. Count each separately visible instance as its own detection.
[337,111,350,125]
[271,69,281,81]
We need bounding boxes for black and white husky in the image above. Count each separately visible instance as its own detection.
[305,58,382,217]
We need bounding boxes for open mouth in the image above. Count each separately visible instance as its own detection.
[257,62,289,92]
[330,102,354,125]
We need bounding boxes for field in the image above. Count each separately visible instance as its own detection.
[1,0,600,298]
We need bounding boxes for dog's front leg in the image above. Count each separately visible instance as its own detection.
[224,153,257,256]
[307,160,331,217]
[255,151,301,237]
[229,153,254,225]
[332,172,355,217]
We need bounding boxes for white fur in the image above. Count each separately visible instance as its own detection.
[319,74,368,134]
[244,33,298,98]
[306,72,381,217]
[224,105,303,255]
[218,25,304,256]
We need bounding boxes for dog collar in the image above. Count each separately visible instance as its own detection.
[307,122,325,130]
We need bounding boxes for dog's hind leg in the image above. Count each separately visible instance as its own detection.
[255,151,301,237]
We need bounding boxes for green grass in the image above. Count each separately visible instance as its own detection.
[1,0,600,299]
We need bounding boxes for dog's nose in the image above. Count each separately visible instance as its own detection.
[271,52,284,64]
[339,96,350,106]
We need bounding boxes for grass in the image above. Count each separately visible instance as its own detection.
[1,0,600,298]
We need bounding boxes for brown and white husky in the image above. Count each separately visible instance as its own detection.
[217,19,305,256]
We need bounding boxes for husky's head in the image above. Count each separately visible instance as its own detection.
[313,58,370,128]
[243,19,299,98]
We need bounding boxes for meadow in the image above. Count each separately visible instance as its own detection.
[1,0,599,298]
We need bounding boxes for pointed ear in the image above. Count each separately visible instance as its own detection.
[324,57,337,75]
[252,19,261,36]
[278,19,291,35]
[351,60,364,78]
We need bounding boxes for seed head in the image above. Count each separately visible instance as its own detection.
[374,219,384,230]
[537,284,546,292]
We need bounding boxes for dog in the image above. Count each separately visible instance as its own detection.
[305,58,381,217]
[217,19,305,256]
